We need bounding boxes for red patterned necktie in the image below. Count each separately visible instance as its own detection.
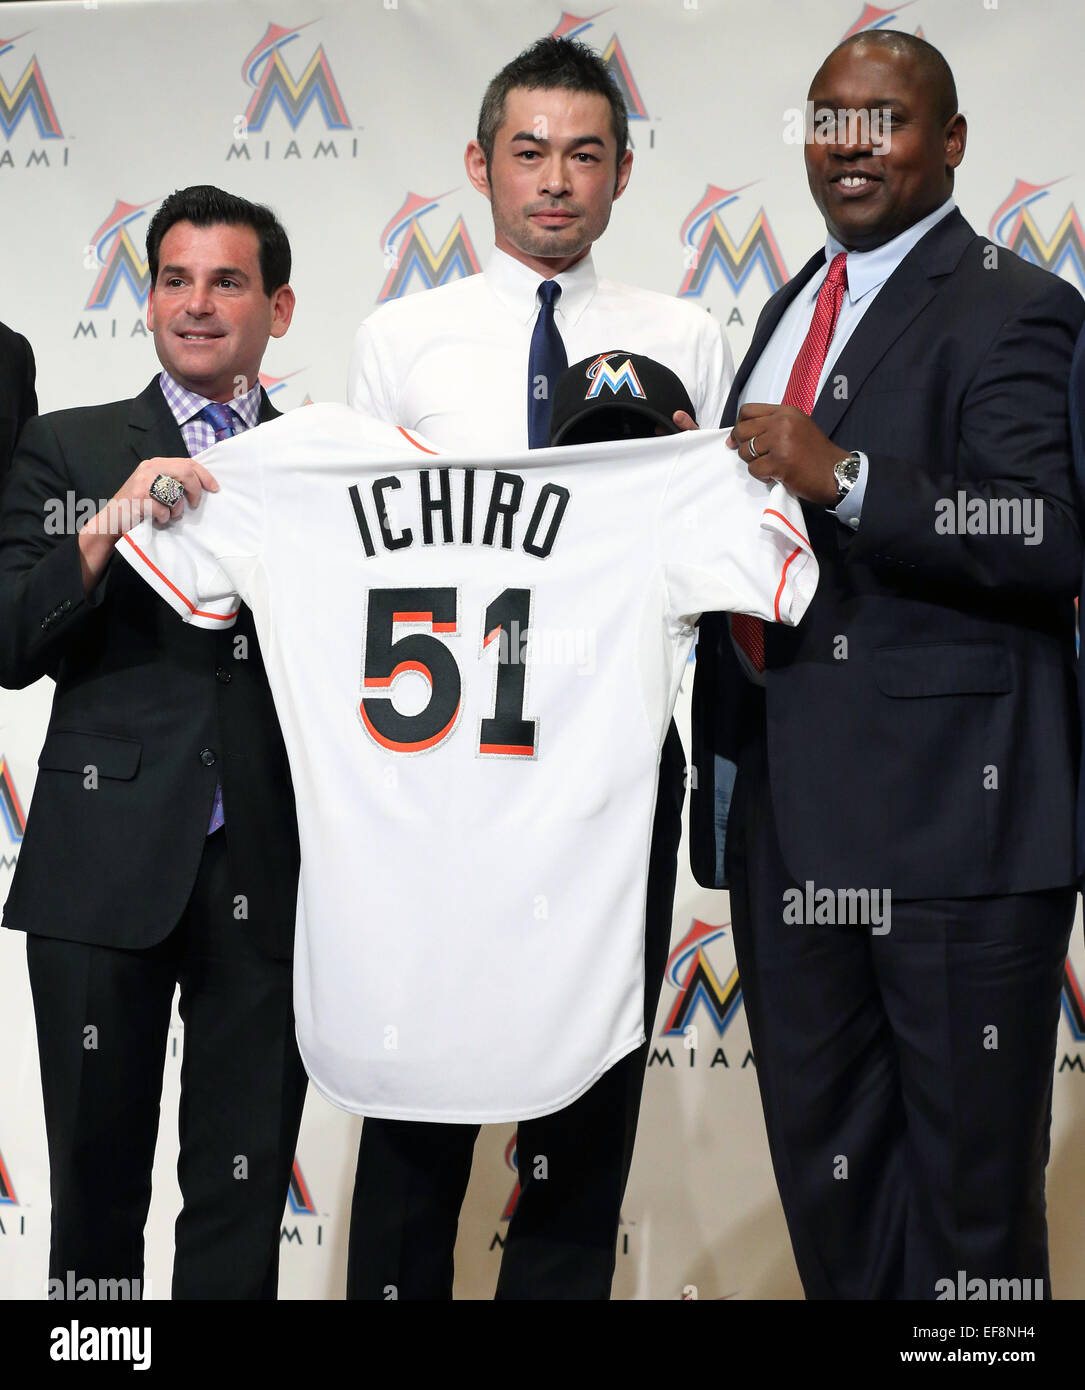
[731,251,849,673]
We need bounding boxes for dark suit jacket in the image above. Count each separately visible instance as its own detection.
[691,208,1084,899]
[0,320,38,482]
[1068,324,1085,876]
[0,377,300,956]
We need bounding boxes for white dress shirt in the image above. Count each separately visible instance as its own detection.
[739,198,957,528]
[348,246,733,452]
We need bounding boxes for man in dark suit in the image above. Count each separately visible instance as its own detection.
[0,319,37,479]
[690,32,1082,1299]
[0,186,307,1299]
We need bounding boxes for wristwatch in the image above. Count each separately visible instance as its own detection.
[832,451,862,509]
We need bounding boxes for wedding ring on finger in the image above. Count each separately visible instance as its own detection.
[149,474,185,508]
[748,434,761,460]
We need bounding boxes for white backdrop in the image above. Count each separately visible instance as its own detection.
[1,0,1083,1301]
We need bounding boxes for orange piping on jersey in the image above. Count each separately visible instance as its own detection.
[118,534,240,622]
[359,698,460,753]
[397,426,438,455]
[390,609,456,634]
[774,546,802,621]
[364,659,433,690]
[480,743,535,757]
[763,508,810,549]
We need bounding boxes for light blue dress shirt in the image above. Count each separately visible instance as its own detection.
[738,198,957,529]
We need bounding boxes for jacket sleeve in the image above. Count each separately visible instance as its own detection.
[849,277,1085,597]
[0,414,110,689]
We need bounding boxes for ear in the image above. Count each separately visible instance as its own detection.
[146,285,156,332]
[945,112,967,171]
[268,284,295,339]
[465,139,491,199]
[612,148,634,201]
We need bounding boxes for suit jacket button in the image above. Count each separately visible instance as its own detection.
[62,598,72,611]
[200,748,217,767]
[215,666,232,685]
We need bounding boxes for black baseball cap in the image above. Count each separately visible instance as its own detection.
[548,350,697,446]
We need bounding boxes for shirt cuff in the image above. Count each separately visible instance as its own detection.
[831,451,869,530]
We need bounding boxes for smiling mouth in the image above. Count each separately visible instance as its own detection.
[832,174,880,191]
[178,332,224,340]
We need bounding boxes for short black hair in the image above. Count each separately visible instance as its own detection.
[145,185,291,295]
[817,30,958,122]
[477,36,629,180]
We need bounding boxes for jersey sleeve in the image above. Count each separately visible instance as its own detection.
[116,433,264,630]
[347,317,397,423]
[658,429,818,628]
[692,312,735,431]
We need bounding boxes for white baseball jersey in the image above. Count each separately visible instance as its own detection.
[118,403,816,1123]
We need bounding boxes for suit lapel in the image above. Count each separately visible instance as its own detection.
[812,208,977,436]
[127,376,187,470]
[257,387,280,425]
[723,251,826,424]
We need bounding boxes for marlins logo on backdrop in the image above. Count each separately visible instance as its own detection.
[241,21,350,132]
[661,920,743,1038]
[989,179,1085,292]
[843,2,924,39]
[584,352,645,400]
[0,1147,15,1205]
[259,370,305,405]
[1,757,26,872]
[500,1134,521,1221]
[286,1158,315,1215]
[378,191,480,302]
[84,199,153,311]
[0,31,62,139]
[678,185,788,300]
[550,10,647,119]
[1063,962,1085,1044]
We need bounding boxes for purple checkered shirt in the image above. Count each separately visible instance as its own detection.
[158,371,262,454]
[158,372,262,834]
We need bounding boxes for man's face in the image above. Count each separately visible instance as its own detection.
[804,44,965,251]
[465,86,633,275]
[147,220,294,402]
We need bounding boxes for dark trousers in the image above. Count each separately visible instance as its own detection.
[346,722,685,1300]
[726,733,1074,1299]
[26,828,308,1300]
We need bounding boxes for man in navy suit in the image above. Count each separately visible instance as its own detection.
[691,32,1082,1299]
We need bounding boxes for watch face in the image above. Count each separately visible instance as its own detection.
[836,455,860,487]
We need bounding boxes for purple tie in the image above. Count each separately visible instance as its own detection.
[196,402,240,833]
[198,400,240,442]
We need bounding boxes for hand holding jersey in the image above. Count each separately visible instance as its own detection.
[117,371,817,1122]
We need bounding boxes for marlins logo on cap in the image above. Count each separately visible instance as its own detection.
[549,350,697,446]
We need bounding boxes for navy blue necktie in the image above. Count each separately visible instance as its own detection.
[527,280,567,448]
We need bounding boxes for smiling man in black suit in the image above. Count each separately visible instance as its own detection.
[691,32,1083,1299]
[0,186,307,1299]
